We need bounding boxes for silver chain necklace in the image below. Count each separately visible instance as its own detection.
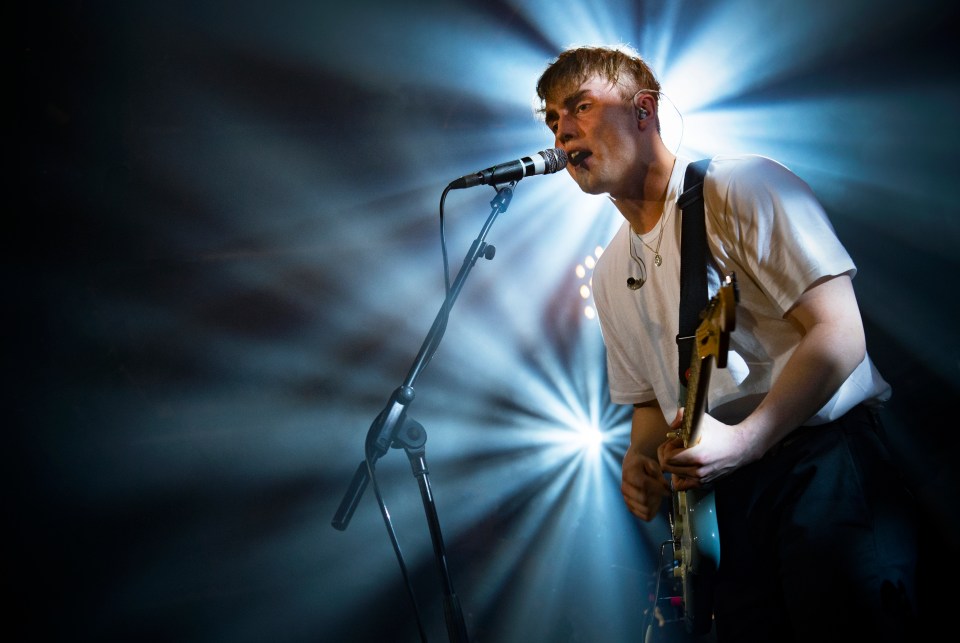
[634,208,670,268]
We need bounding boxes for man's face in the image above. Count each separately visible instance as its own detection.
[542,75,641,197]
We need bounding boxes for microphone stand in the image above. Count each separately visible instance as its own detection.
[332,182,517,643]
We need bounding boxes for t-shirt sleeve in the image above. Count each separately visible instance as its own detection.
[592,237,658,406]
[705,155,856,315]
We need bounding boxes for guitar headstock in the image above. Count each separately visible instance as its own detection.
[696,273,738,368]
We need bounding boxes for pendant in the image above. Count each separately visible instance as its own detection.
[654,253,662,267]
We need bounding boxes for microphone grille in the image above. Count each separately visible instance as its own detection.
[540,148,568,174]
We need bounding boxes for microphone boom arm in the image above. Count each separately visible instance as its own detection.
[330,183,517,643]
[331,182,515,531]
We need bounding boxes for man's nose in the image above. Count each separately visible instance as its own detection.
[556,114,576,144]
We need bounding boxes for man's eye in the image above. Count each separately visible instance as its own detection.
[576,102,590,113]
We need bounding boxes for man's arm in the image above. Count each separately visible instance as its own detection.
[745,273,866,450]
[661,273,866,487]
[621,400,673,521]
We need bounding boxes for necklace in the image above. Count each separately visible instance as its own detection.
[634,157,677,268]
[626,228,647,290]
[634,209,670,267]
[626,158,677,289]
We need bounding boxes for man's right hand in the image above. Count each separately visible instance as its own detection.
[621,447,671,521]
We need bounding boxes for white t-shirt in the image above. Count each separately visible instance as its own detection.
[592,154,890,426]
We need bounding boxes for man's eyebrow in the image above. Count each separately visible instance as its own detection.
[564,89,590,106]
[545,88,591,124]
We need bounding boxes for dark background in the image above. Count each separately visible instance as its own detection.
[12,1,960,641]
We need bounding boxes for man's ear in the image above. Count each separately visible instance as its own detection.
[633,91,655,122]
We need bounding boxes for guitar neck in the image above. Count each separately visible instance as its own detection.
[680,354,714,448]
[677,273,736,449]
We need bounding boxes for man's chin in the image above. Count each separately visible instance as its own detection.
[575,177,605,196]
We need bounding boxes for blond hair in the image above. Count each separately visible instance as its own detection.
[535,45,661,116]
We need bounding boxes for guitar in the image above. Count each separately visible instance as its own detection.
[669,272,738,635]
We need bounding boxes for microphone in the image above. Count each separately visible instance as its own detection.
[448,148,568,189]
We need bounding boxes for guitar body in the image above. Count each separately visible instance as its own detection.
[669,273,737,635]
[672,487,719,634]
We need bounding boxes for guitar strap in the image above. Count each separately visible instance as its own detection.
[676,158,712,390]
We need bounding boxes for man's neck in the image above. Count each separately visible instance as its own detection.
[610,151,677,233]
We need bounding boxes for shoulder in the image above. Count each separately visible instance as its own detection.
[705,154,811,195]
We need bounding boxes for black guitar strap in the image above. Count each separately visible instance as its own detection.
[676,158,712,389]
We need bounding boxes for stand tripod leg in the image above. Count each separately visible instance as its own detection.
[399,420,470,643]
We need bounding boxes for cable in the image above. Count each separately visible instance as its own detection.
[366,456,430,642]
[643,539,688,640]
[439,184,453,296]
[407,184,454,380]
[360,185,459,642]
[632,88,686,154]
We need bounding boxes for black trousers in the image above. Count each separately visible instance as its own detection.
[711,404,919,643]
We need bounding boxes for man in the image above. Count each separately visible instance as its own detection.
[536,45,918,642]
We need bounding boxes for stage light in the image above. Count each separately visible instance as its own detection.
[574,246,604,319]
[575,422,606,453]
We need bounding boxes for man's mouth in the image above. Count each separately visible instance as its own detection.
[568,150,592,167]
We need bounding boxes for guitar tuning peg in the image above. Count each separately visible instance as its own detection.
[729,272,741,303]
